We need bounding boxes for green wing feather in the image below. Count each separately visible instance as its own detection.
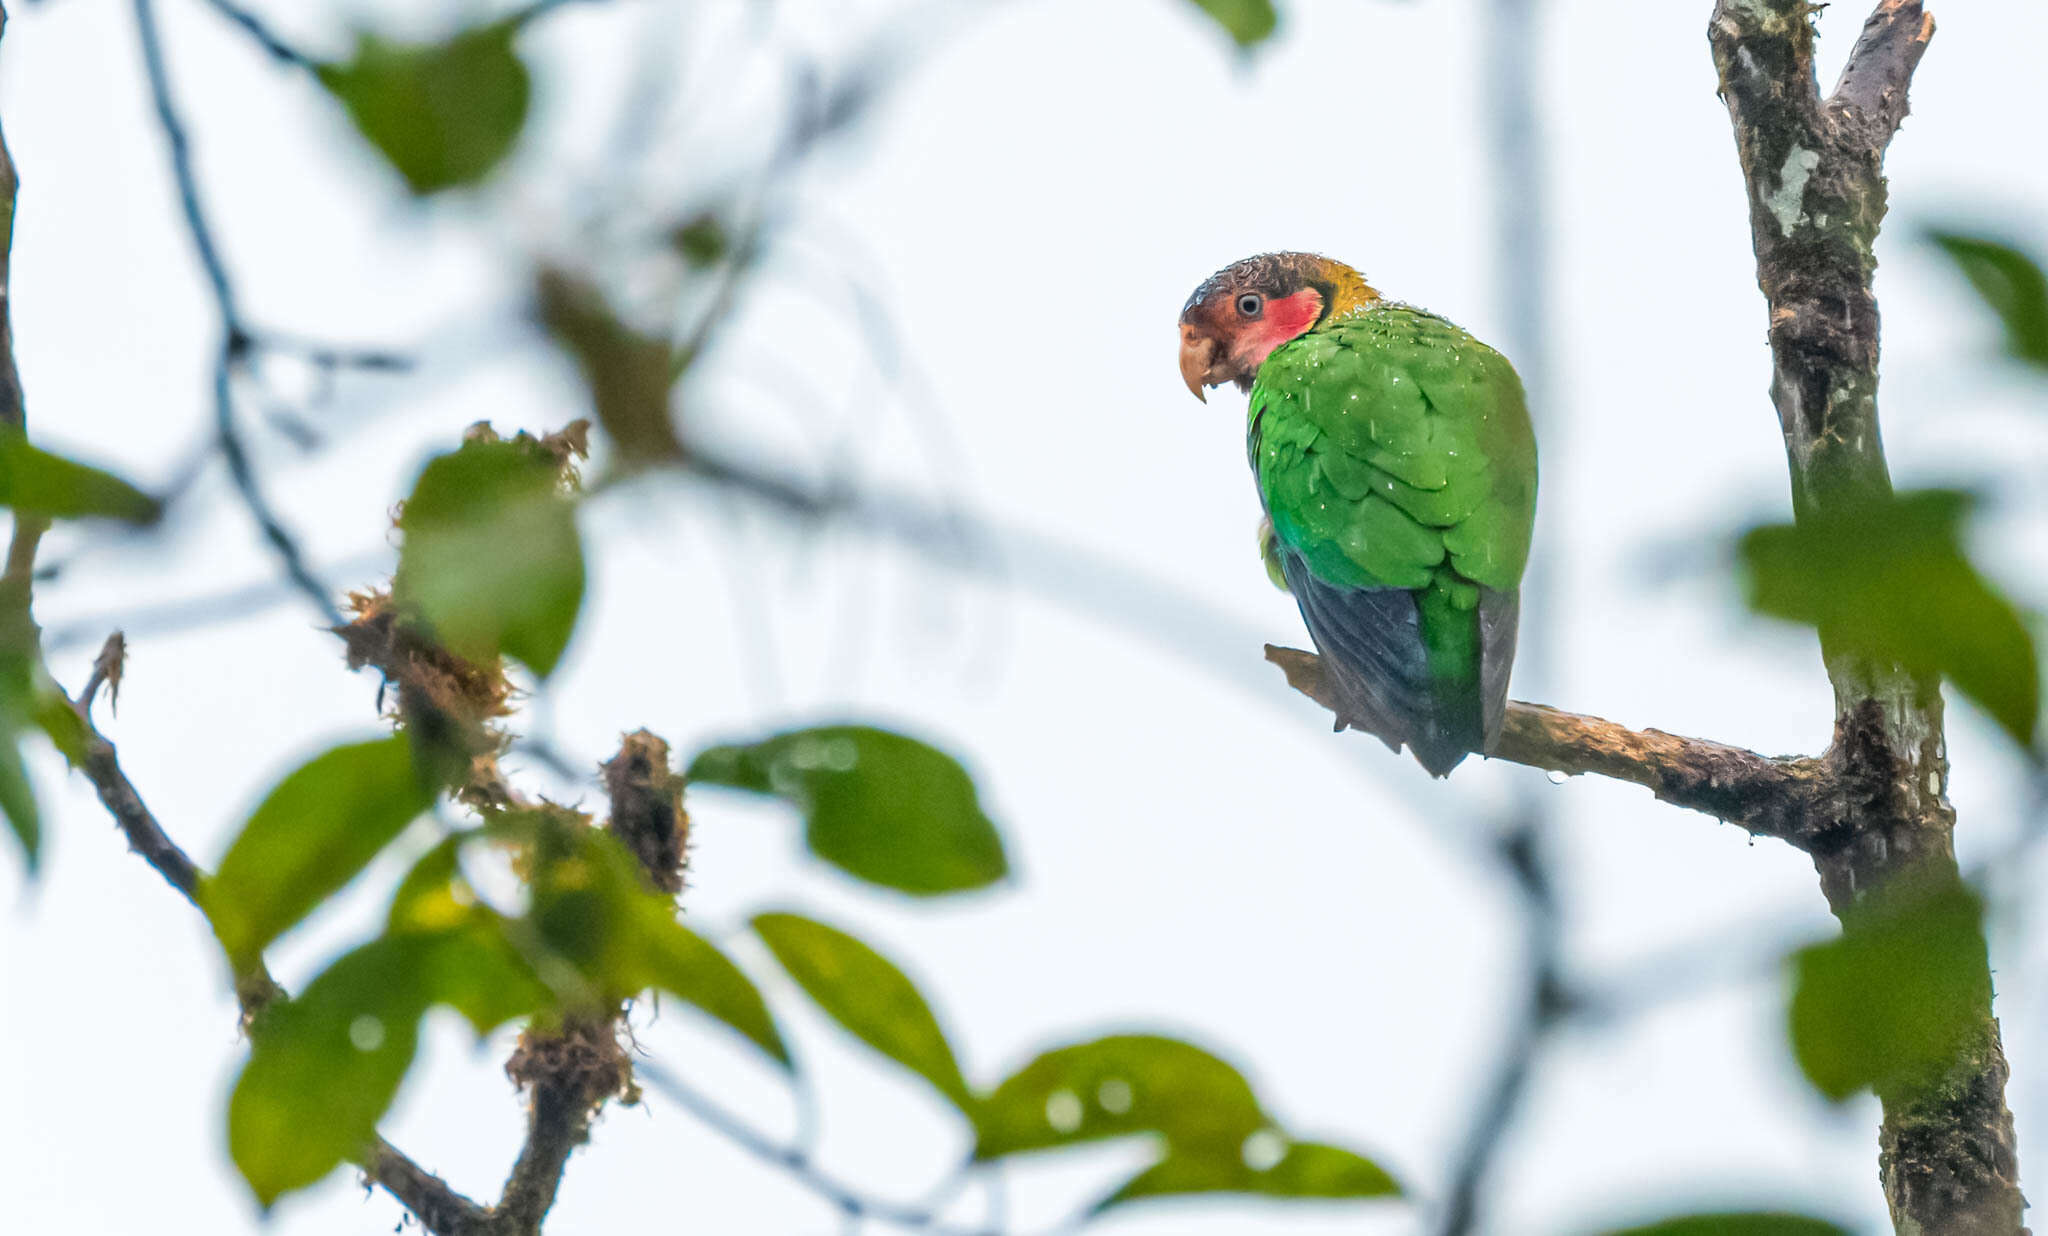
[1250,303,1536,772]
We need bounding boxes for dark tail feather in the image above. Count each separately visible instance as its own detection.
[1406,727,1472,778]
[1277,550,1522,778]
[1277,551,1473,776]
[1477,588,1520,752]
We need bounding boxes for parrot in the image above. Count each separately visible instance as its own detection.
[1178,252,1537,777]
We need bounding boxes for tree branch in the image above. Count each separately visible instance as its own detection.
[495,1024,623,1236]
[1265,646,1829,844]
[51,630,477,1228]
[362,1139,494,1236]
[1707,4,2022,1232]
[1829,0,1937,144]
[78,704,200,903]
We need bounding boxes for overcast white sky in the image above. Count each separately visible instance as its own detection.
[4,1,2048,1233]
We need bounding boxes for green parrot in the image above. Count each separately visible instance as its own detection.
[1178,252,1537,776]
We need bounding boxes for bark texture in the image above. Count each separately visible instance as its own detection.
[1709,3,2022,1232]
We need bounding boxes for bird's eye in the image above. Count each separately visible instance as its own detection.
[1236,293,1264,317]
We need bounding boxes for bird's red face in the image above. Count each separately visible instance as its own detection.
[1177,252,1375,401]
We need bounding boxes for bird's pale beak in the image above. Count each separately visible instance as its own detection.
[1179,327,1221,403]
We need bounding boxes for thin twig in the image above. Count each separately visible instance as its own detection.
[76,703,201,904]
[131,0,342,625]
[81,630,125,714]
[362,1139,494,1236]
[197,0,318,71]
[1436,824,1566,1236]
[638,1060,1022,1236]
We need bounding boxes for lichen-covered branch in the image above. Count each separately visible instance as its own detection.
[1709,3,2021,1232]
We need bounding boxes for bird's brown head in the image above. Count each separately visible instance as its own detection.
[1177,252,1378,401]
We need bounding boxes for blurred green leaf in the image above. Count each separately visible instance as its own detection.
[527,825,789,1066]
[32,686,89,769]
[536,267,684,465]
[229,937,427,1206]
[974,1034,1266,1159]
[1740,489,2039,748]
[1185,0,1278,47]
[1789,882,1990,1102]
[753,911,971,1108]
[409,915,553,1038]
[0,649,36,872]
[689,725,1007,895]
[203,736,435,969]
[630,900,790,1067]
[6,679,93,871]
[0,432,159,523]
[385,835,556,1033]
[396,437,585,677]
[1929,229,2048,369]
[670,213,730,270]
[386,834,472,935]
[1595,1215,1851,1236]
[1100,1139,1400,1210]
[0,726,33,873]
[228,922,544,1206]
[317,21,530,194]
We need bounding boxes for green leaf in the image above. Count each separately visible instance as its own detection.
[203,736,436,969]
[0,728,34,874]
[386,834,473,935]
[32,686,89,769]
[973,1034,1266,1159]
[689,725,1008,895]
[411,915,554,1037]
[396,437,585,677]
[1740,489,2040,748]
[0,431,159,522]
[228,936,433,1206]
[1184,0,1278,48]
[1789,882,1990,1102]
[753,911,971,1108]
[527,826,790,1066]
[536,267,683,466]
[1929,229,2048,369]
[1100,1139,1401,1211]
[670,213,729,270]
[228,923,546,1206]
[0,645,37,872]
[629,900,790,1067]
[317,21,531,194]
[1595,1215,1851,1236]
